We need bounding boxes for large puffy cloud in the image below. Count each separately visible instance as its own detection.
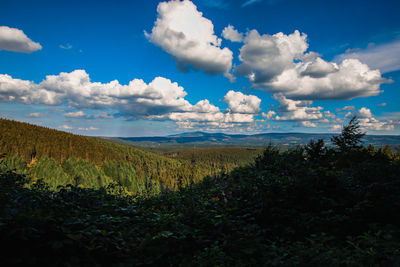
[0,70,261,129]
[0,26,42,53]
[235,29,390,100]
[0,74,59,104]
[145,0,233,75]
[0,70,191,116]
[235,29,308,84]
[267,59,388,100]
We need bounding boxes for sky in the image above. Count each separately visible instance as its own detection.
[1,0,400,137]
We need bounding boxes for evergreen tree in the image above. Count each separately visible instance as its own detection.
[331,116,365,152]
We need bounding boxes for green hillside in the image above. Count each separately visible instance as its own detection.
[0,119,263,193]
[0,119,194,192]
[162,147,263,174]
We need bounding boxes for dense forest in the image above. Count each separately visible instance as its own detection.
[1,117,399,265]
[0,119,261,193]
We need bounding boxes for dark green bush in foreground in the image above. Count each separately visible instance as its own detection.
[1,118,400,266]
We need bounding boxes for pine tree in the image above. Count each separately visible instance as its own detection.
[331,116,365,152]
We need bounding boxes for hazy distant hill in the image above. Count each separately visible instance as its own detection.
[112,131,400,149]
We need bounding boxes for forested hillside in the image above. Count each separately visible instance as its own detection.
[0,119,258,193]
[1,117,399,265]
[162,147,263,174]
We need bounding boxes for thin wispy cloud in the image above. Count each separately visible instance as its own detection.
[337,39,400,73]
[59,43,72,50]
[242,0,263,7]
[201,0,229,9]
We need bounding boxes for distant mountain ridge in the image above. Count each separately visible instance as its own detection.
[114,131,400,148]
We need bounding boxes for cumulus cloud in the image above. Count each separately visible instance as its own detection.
[145,0,233,75]
[0,70,191,116]
[236,29,308,84]
[0,74,59,105]
[234,29,390,100]
[154,90,261,129]
[300,57,338,78]
[300,121,317,127]
[344,107,397,131]
[337,39,400,73]
[0,26,42,53]
[0,70,261,130]
[262,110,276,120]
[223,90,261,114]
[265,59,389,100]
[222,25,243,42]
[272,93,323,121]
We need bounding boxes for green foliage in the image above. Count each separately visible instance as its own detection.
[0,155,27,174]
[331,116,366,152]
[61,157,112,188]
[30,157,72,189]
[1,133,400,265]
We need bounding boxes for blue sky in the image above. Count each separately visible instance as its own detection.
[1,0,400,136]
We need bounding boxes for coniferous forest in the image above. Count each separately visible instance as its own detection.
[1,117,400,265]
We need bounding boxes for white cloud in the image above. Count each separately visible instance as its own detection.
[242,0,262,7]
[262,110,276,120]
[300,57,338,78]
[336,106,355,112]
[0,70,191,116]
[0,26,42,53]
[300,121,317,127]
[337,39,400,73]
[330,124,342,132]
[59,124,73,130]
[344,107,397,131]
[0,74,60,105]
[64,111,85,118]
[235,29,389,100]
[28,112,42,118]
[78,126,99,131]
[145,0,233,75]
[222,90,261,114]
[236,29,308,84]
[222,25,243,42]
[155,90,261,129]
[59,43,72,50]
[273,93,323,121]
[0,70,262,130]
[324,111,336,119]
[266,59,389,100]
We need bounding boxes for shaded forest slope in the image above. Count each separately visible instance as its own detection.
[0,119,260,192]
